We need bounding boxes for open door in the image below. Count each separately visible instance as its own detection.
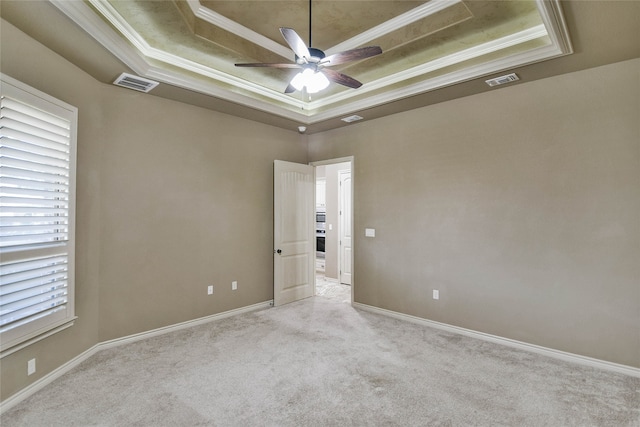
[273,160,315,306]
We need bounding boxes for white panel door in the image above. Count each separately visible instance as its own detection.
[274,160,315,306]
[339,170,352,285]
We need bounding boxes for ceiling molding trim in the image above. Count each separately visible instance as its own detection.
[308,0,573,115]
[72,0,299,107]
[187,0,292,60]
[51,0,308,114]
[87,0,149,55]
[133,44,301,107]
[536,0,573,54]
[325,0,464,55]
[50,0,574,126]
[145,66,310,123]
[145,48,302,107]
[310,24,549,110]
[51,0,150,75]
[307,43,569,124]
[110,19,549,115]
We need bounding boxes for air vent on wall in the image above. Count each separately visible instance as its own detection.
[341,114,363,123]
[113,73,159,93]
[485,73,520,87]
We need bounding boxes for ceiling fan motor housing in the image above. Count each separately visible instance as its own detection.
[296,47,326,64]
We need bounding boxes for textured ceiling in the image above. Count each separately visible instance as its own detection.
[115,0,536,93]
[73,0,565,120]
[1,1,639,133]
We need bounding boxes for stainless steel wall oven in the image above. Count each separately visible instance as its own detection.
[316,209,326,254]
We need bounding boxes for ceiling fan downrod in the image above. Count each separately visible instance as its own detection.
[233,0,383,93]
[308,0,312,48]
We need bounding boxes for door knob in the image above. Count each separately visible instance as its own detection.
[276,249,282,254]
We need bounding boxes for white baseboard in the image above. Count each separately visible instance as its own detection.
[0,300,273,415]
[4,299,636,415]
[353,302,640,378]
[98,300,272,351]
[0,343,101,416]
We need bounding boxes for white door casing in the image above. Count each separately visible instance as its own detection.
[339,169,352,285]
[273,160,315,306]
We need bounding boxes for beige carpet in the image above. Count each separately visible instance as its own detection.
[2,290,639,426]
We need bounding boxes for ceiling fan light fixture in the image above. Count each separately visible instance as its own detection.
[290,68,330,94]
[234,2,381,94]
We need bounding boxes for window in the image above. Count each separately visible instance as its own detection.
[0,74,77,356]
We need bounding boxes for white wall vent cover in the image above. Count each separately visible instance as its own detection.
[485,73,520,87]
[113,73,159,93]
[341,115,364,123]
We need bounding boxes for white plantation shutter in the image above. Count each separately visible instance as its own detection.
[1,256,69,326]
[0,74,77,355]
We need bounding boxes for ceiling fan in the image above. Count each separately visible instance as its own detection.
[235,0,382,94]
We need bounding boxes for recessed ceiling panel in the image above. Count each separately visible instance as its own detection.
[200,1,426,49]
[56,0,571,123]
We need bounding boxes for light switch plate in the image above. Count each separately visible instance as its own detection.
[365,228,376,237]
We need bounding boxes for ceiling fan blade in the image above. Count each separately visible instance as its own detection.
[322,46,382,66]
[280,27,311,61]
[322,69,363,89]
[235,63,301,69]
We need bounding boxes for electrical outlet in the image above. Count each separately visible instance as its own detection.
[28,358,36,376]
[207,285,213,295]
[433,290,439,300]
[232,281,237,291]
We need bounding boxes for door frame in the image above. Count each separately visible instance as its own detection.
[338,168,352,285]
[310,156,354,304]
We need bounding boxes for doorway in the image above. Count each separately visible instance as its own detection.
[311,158,353,303]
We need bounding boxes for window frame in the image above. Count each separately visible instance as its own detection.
[0,74,78,357]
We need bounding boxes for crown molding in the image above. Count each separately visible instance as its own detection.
[185,0,292,60]
[81,0,300,108]
[50,0,150,75]
[85,1,277,101]
[308,43,568,124]
[185,0,465,58]
[309,24,549,111]
[536,0,573,54]
[51,0,573,126]
[145,67,310,123]
[325,0,465,55]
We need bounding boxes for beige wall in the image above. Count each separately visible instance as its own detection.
[1,19,102,402]
[0,20,306,400]
[309,58,640,367]
[96,79,306,341]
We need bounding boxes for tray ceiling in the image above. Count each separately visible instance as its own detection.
[46,0,572,126]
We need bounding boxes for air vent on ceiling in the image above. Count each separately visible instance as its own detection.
[485,73,519,87]
[341,114,363,123]
[113,73,159,93]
